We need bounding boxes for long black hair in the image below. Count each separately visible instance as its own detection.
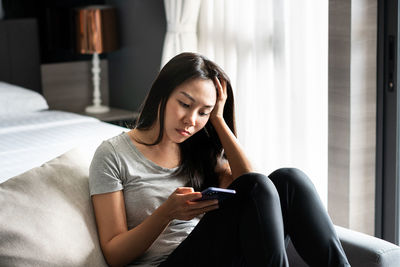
[134,52,236,191]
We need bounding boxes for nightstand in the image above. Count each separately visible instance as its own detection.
[80,107,139,128]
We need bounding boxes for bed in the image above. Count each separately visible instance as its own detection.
[0,108,126,183]
[0,18,126,183]
[0,77,128,183]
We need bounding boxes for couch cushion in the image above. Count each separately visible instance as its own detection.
[0,146,107,267]
[287,225,400,267]
[336,225,400,267]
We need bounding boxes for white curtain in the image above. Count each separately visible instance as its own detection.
[161,0,201,67]
[198,0,328,205]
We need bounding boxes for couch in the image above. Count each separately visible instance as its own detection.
[1,146,399,266]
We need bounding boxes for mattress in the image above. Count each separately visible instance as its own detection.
[0,110,127,183]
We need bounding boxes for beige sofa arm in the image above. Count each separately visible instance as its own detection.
[287,225,400,267]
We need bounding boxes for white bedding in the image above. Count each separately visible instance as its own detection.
[0,110,127,183]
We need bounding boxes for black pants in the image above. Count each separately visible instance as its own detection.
[159,168,350,267]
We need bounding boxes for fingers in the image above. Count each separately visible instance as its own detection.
[187,199,219,215]
[214,76,227,90]
[167,188,220,220]
[220,78,227,91]
[213,77,227,100]
[187,203,219,218]
[175,187,194,194]
[185,200,219,219]
[175,188,219,206]
[214,77,223,96]
[214,76,222,88]
[182,192,202,202]
[181,192,219,216]
[172,187,202,202]
[188,199,219,208]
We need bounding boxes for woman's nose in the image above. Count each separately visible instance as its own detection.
[184,112,196,126]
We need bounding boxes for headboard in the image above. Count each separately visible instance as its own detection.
[0,18,42,94]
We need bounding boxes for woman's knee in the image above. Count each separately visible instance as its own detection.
[230,172,280,201]
[268,168,315,193]
[269,167,305,179]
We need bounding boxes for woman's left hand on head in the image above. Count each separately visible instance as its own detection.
[210,77,228,120]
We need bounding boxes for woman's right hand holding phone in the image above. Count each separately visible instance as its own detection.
[160,187,219,221]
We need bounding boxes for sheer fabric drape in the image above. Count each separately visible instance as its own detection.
[161,0,201,67]
[197,0,328,204]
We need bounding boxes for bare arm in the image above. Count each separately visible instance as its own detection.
[92,188,218,267]
[215,157,233,188]
[211,77,253,181]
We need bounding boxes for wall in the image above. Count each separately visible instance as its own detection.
[41,60,109,112]
[107,0,166,111]
[42,0,166,113]
[328,0,377,235]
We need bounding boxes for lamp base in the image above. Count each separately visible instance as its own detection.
[85,105,110,114]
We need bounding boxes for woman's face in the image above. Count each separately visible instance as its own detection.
[162,78,217,144]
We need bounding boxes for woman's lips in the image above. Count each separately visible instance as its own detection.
[176,129,191,136]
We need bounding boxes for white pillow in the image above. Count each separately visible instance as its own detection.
[0,81,49,114]
[0,146,107,267]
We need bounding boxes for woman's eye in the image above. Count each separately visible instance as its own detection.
[178,101,190,108]
[199,111,210,116]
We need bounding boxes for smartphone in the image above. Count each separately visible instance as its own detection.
[194,187,236,202]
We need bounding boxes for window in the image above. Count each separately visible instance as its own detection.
[376,0,400,245]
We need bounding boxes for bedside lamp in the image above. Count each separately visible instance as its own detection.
[76,5,118,114]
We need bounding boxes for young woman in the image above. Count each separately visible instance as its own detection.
[89,52,350,267]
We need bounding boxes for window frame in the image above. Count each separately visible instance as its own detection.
[375,0,400,245]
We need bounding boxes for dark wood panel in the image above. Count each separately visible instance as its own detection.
[0,18,42,93]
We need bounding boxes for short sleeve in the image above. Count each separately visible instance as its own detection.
[89,141,124,196]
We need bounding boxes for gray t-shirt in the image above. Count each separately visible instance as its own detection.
[89,132,200,266]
